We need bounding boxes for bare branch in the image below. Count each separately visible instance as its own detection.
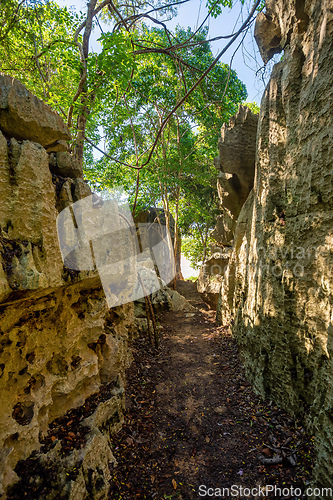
[32,34,48,99]
[132,46,204,73]
[119,0,191,28]
[109,0,130,31]
[74,0,111,37]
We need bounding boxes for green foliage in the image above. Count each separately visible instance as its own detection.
[0,1,136,140]
[87,24,246,177]
[243,101,260,114]
[0,0,251,270]
[182,237,208,270]
[178,180,220,268]
[93,31,135,91]
[206,0,243,18]
[206,0,265,18]
[82,24,247,268]
[82,24,246,268]
[0,1,81,120]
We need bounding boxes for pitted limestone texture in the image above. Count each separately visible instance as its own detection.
[216,1,333,493]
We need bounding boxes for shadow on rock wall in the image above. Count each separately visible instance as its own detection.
[216,0,333,494]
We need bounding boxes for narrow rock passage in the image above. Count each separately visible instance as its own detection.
[108,282,314,500]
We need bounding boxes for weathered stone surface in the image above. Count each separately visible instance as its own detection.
[217,0,333,493]
[211,105,258,246]
[197,250,230,310]
[72,177,92,202]
[216,190,254,325]
[0,288,133,496]
[49,151,83,179]
[134,208,183,280]
[0,74,71,151]
[203,106,257,310]
[197,275,221,310]
[254,12,282,64]
[168,289,196,312]
[0,79,136,498]
[5,375,128,499]
[134,280,196,318]
[0,131,65,295]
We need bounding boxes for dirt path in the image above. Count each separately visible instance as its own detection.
[109,282,315,499]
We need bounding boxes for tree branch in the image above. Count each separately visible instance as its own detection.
[84,136,141,169]
[141,0,260,168]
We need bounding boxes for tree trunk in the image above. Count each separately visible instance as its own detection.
[74,0,98,168]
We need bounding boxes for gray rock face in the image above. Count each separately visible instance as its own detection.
[254,12,282,64]
[197,250,230,310]
[0,74,71,151]
[217,0,333,492]
[49,151,83,178]
[201,106,258,310]
[134,207,182,280]
[211,105,258,246]
[134,269,196,318]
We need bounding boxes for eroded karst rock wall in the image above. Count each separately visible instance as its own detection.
[0,75,135,498]
[211,105,258,247]
[198,106,258,309]
[217,0,333,491]
[197,247,231,310]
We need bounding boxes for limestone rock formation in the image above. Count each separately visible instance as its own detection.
[254,12,282,64]
[49,151,83,179]
[0,74,71,152]
[0,77,135,498]
[211,105,258,246]
[134,207,183,280]
[216,0,333,492]
[134,281,196,318]
[199,106,258,309]
[197,249,230,309]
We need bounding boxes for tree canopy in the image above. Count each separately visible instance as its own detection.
[0,0,261,270]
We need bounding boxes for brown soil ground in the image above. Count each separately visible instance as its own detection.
[108,281,315,500]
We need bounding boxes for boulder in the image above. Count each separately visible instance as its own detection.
[197,250,230,310]
[168,289,196,312]
[49,151,83,179]
[134,271,196,318]
[0,74,71,151]
[134,208,183,280]
[254,12,282,64]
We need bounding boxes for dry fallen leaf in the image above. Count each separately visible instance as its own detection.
[172,479,177,490]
